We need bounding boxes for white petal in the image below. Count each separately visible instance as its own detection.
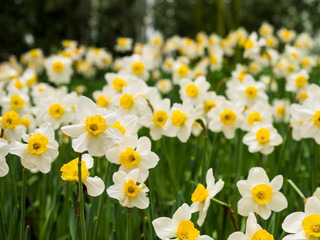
[247,167,269,184]
[82,154,94,169]
[237,180,252,197]
[61,124,85,138]
[227,232,246,240]
[172,204,192,225]
[136,137,151,155]
[282,212,305,234]
[152,217,176,239]
[267,192,288,212]
[237,197,257,217]
[305,196,320,216]
[256,204,271,220]
[269,175,283,192]
[83,176,105,197]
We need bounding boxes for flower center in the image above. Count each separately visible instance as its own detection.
[276,106,285,117]
[60,158,89,182]
[245,86,258,99]
[49,103,64,119]
[96,95,110,107]
[204,101,216,113]
[295,75,307,87]
[220,110,237,126]
[131,62,145,75]
[19,118,30,128]
[14,80,23,89]
[10,95,24,110]
[210,55,217,64]
[251,184,273,205]
[313,111,320,128]
[177,65,189,78]
[113,78,127,91]
[299,91,308,101]
[251,229,274,240]
[119,147,140,168]
[256,128,270,144]
[301,58,310,67]
[171,110,187,127]
[85,115,107,135]
[1,110,20,129]
[302,214,320,237]
[118,38,127,46]
[153,110,168,127]
[29,49,39,59]
[27,133,49,155]
[52,61,64,73]
[119,94,134,109]
[244,38,254,50]
[185,84,199,97]
[191,183,209,202]
[110,121,126,135]
[238,72,246,82]
[248,112,262,126]
[176,221,200,240]
[124,179,140,198]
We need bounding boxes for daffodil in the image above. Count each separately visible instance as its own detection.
[106,135,159,182]
[282,197,320,240]
[243,123,282,155]
[179,76,210,105]
[152,203,213,240]
[227,212,274,240]
[45,55,73,85]
[9,123,59,173]
[0,138,9,177]
[237,167,287,219]
[107,169,149,209]
[61,96,123,157]
[0,110,26,142]
[190,169,224,226]
[60,154,105,196]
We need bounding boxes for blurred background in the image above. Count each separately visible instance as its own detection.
[1,0,320,61]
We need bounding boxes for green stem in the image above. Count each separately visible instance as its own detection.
[126,208,131,240]
[211,198,229,207]
[0,203,6,240]
[147,179,154,238]
[287,179,306,203]
[8,156,19,209]
[20,168,27,240]
[78,153,87,240]
[92,161,110,240]
[197,119,208,182]
[276,126,292,173]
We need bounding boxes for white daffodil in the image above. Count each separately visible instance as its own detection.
[0,138,9,177]
[109,114,139,139]
[226,74,268,108]
[286,69,309,93]
[60,154,105,197]
[107,169,149,209]
[190,168,224,226]
[156,79,173,95]
[243,32,262,59]
[179,76,210,105]
[9,123,58,173]
[173,62,192,85]
[227,212,274,240]
[1,92,31,115]
[45,55,73,85]
[105,72,136,93]
[115,37,133,52]
[106,135,159,182]
[242,101,273,131]
[282,197,320,240]
[93,85,116,110]
[272,99,290,123]
[195,91,226,121]
[243,123,282,155]
[208,100,244,139]
[152,203,213,240]
[140,98,171,141]
[165,101,197,142]
[61,96,123,157]
[0,110,26,142]
[237,167,287,219]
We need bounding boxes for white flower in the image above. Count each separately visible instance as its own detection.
[60,154,105,197]
[106,135,159,182]
[227,212,274,240]
[156,79,173,94]
[0,138,9,177]
[107,169,149,209]
[9,123,59,173]
[45,55,73,85]
[237,167,287,219]
[208,100,244,139]
[282,197,320,240]
[152,203,213,240]
[243,122,282,155]
[115,37,133,52]
[190,169,224,226]
[179,76,210,105]
[0,110,26,142]
[61,96,123,157]
[165,101,197,142]
[140,98,171,141]
[286,69,309,93]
